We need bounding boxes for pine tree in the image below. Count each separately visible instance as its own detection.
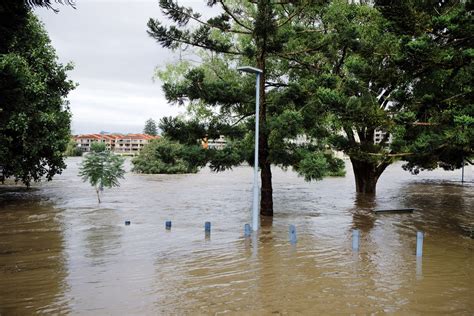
[270,1,403,194]
[143,118,158,136]
[148,0,343,216]
[279,0,472,193]
[375,0,473,173]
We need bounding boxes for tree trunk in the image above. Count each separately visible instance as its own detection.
[350,158,388,195]
[257,65,273,216]
[257,29,273,217]
[260,158,273,216]
[96,187,101,203]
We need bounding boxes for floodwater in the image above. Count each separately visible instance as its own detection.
[0,158,473,315]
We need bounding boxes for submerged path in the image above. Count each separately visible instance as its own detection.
[0,158,473,314]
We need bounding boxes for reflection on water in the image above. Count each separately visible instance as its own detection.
[0,188,69,315]
[0,158,472,314]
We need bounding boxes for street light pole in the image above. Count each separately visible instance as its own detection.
[237,66,263,232]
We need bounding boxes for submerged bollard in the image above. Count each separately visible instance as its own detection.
[416,231,424,257]
[244,223,251,237]
[204,221,211,240]
[352,229,360,251]
[125,220,131,226]
[205,221,211,233]
[289,225,297,244]
[165,221,172,230]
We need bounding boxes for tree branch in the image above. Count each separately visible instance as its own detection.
[277,4,308,28]
[163,1,251,35]
[333,45,347,76]
[343,126,356,144]
[147,23,244,56]
[265,82,288,88]
[368,152,413,157]
[230,112,255,127]
[218,0,253,32]
[275,52,320,72]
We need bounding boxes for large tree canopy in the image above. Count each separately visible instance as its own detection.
[278,1,406,194]
[0,0,74,53]
[0,13,75,186]
[149,0,472,204]
[149,0,344,216]
[376,0,473,173]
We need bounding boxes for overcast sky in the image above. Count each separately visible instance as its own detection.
[36,0,212,134]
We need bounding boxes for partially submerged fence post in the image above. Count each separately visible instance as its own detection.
[352,229,360,251]
[244,224,251,237]
[205,222,211,237]
[416,231,424,257]
[289,225,297,245]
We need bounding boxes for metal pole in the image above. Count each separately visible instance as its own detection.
[252,73,260,232]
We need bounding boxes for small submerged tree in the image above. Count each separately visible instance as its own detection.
[79,142,125,203]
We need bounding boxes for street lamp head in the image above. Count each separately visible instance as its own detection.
[237,66,263,74]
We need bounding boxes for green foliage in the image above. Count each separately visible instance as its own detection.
[143,118,158,136]
[90,142,107,153]
[65,139,82,157]
[132,138,208,174]
[79,150,125,203]
[377,0,474,173]
[148,1,344,184]
[149,0,472,198]
[295,151,346,182]
[0,2,28,53]
[24,1,75,11]
[268,0,400,191]
[159,116,246,146]
[0,13,75,187]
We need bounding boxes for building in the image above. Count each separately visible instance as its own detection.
[207,135,227,150]
[373,129,393,144]
[73,133,160,155]
[202,135,227,150]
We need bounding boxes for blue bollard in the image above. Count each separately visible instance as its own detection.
[125,220,131,226]
[416,231,424,257]
[244,223,251,237]
[205,221,211,234]
[165,221,172,230]
[352,229,360,251]
[289,225,297,244]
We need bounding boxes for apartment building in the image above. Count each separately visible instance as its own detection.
[374,129,393,144]
[73,134,160,154]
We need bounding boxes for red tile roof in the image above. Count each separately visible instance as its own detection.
[73,134,160,141]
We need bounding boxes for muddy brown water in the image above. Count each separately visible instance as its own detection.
[0,158,473,315]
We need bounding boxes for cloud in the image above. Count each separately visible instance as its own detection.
[36,0,211,134]
[66,77,183,133]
